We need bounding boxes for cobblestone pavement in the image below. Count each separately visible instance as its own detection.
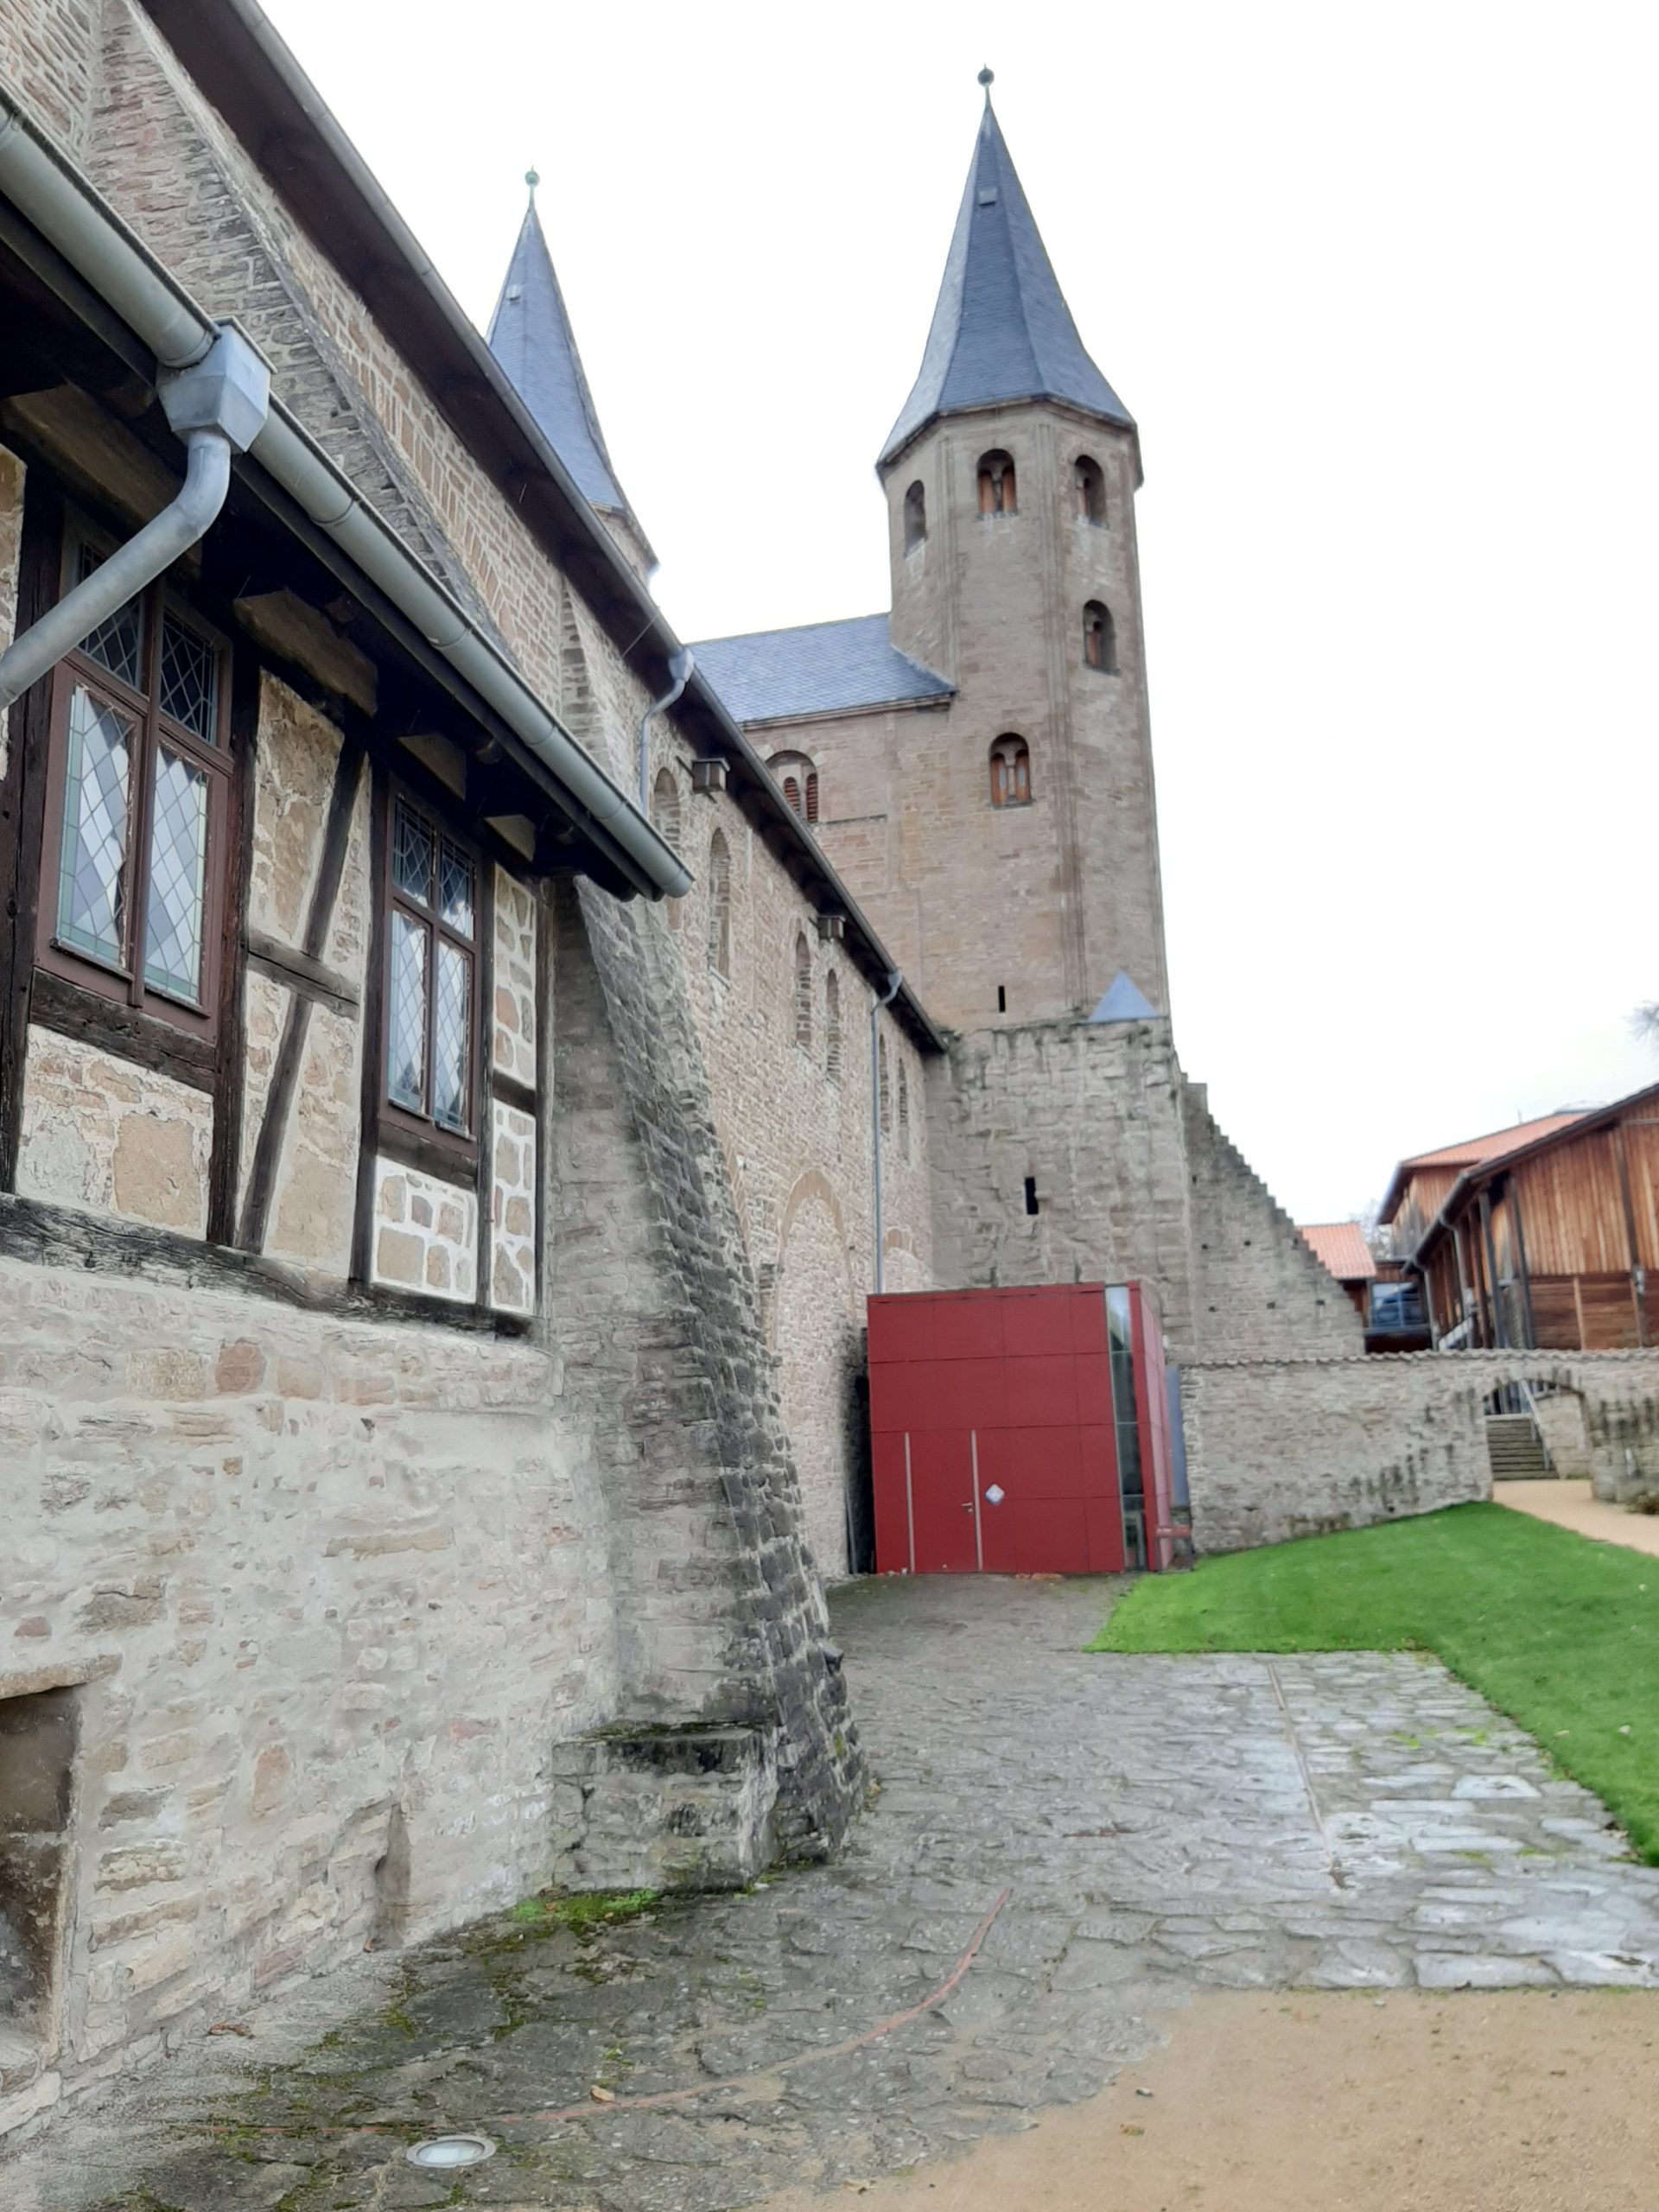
[17,1574,1659,2211]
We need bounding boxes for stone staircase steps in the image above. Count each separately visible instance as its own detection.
[1487,1414,1550,1479]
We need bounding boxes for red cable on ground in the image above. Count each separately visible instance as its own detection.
[203,1885,1014,2143]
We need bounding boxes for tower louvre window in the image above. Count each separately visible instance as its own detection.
[1084,601,1117,673]
[976,449,1016,517]
[767,750,819,825]
[988,734,1031,809]
[878,1035,891,1133]
[793,931,812,1049]
[904,480,927,551]
[1075,455,1107,525]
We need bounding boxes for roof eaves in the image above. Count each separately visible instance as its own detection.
[133,1,940,1047]
[737,690,955,734]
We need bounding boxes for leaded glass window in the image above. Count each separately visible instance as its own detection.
[39,530,232,1037]
[56,688,133,965]
[383,791,479,1145]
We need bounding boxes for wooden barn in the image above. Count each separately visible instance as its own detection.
[1381,1086,1659,1351]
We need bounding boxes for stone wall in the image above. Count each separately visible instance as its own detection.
[1181,1081,1364,1361]
[0,1256,607,2139]
[639,709,933,1580]
[929,1015,1197,1344]
[550,881,864,1854]
[1182,1349,1659,1554]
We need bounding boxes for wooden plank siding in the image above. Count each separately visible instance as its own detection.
[1408,1090,1659,1351]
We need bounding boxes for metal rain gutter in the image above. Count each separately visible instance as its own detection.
[0,93,690,903]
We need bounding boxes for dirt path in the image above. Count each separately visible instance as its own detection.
[753,1988,1659,2212]
[1496,1478,1659,1559]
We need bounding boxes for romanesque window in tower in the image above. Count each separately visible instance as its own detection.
[793,931,812,1049]
[898,1061,911,1159]
[824,969,841,1080]
[1075,455,1107,525]
[651,766,681,849]
[976,450,1017,516]
[988,734,1032,808]
[652,766,683,933]
[904,480,927,550]
[767,750,820,825]
[878,1035,891,1133]
[707,830,732,978]
[1084,601,1117,674]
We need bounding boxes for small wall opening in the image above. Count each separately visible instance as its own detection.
[977,449,1017,517]
[997,984,1007,1014]
[1075,454,1107,525]
[0,1687,79,2038]
[1024,1177,1039,1217]
[1084,601,1117,673]
[898,1062,910,1160]
[878,1036,891,1133]
[904,480,926,551]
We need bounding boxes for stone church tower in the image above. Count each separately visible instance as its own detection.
[691,83,1361,1367]
[874,81,1168,1030]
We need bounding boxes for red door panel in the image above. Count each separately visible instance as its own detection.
[872,1432,912,1573]
[1078,1423,1118,1497]
[868,1357,935,1434]
[931,1296,1005,1362]
[1006,1354,1079,1427]
[934,1357,1008,1432]
[1001,1291,1077,1357]
[1075,1352,1115,1426]
[1003,1422,1084,1498]
[1071,1290,1109,1354]
[1013,1495,1091,1573]
[908,1430,977,1573]
[868,1294,937,1364]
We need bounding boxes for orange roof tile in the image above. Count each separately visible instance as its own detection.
[1298,1221,1377,1282]
[1397,1111,1587,1174]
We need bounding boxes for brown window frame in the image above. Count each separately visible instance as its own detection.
[374,777,487,1174]
[35,522,234,1044]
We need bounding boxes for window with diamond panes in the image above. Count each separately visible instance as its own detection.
[383,791,480,1147]
[37,531,232,1036]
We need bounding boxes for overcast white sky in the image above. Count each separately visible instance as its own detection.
[263,0,1658,1223]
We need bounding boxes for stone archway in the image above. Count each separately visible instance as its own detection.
[774,1172,861,1579]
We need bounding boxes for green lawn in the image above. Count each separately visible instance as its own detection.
[1090,1503,1659,1863]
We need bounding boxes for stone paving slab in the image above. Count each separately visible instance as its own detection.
[9,1573,1659,2211]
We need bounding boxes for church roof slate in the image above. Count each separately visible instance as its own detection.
[487,198,629,517]
[880,98,1135,468]
[691,613,952,726]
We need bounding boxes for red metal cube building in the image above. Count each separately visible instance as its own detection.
[867,1282,1176,1576]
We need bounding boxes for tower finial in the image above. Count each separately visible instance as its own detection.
[977,66,994,100]
[524,166,540,200]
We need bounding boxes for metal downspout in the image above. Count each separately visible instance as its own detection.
[0,330,269,710]
[870,969,901,1295]
[637,649,694,813]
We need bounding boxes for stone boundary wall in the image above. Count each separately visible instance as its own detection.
[1181,1083,1363,1362]
[1182,1349,1659,1554]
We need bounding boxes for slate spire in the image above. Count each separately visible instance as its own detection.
[880,88,1135,468]
[487,187,633,522]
